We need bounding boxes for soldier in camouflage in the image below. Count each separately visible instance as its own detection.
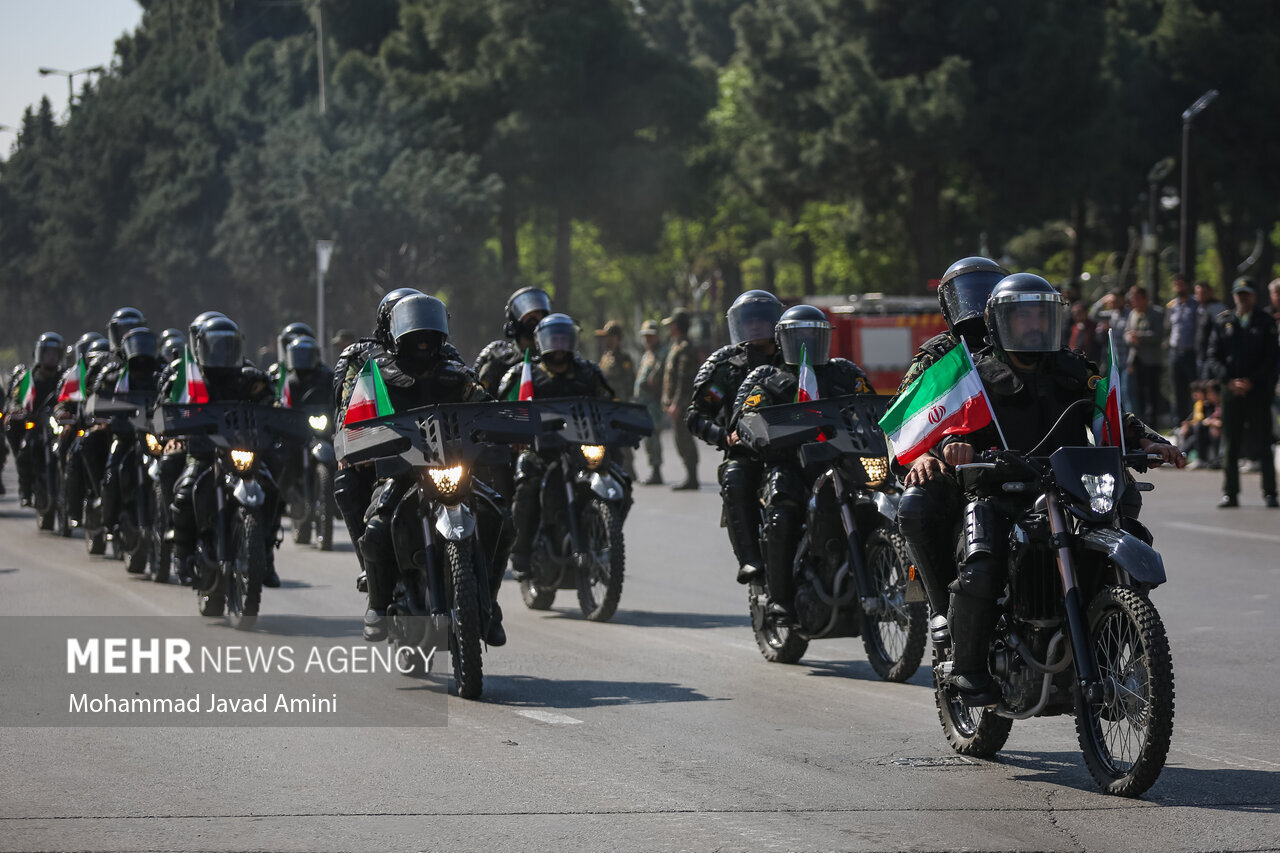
[633,320,666,484]
[596,320,636,478]
[685,290,785,584]
[662,309,699,490]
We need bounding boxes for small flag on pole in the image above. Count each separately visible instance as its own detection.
[343,359,394,425]
[795,344,818,402]
[1091,330,1125,452]
[13,369,35,412]
[508,349,534,401]
[57,358,87,403]
[170,346,209,404]
[878,343,995,466]
[277,372,293,408]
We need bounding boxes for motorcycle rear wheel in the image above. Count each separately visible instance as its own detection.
[315,464,335,551]
[150,480,172,583]
[447,540,483,699]
[575,500,625,622]
[1075,586,1174,797]
[749,583,809,664]
[82,496,106,555]
[934,648,1013,757]
[225,509,266,631]
[519,541,557,610]
[862,529,927,682]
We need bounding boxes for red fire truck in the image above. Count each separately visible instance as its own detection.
[806,293,948,393]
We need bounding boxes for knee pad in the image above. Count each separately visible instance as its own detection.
[333,466,372,521]
[962,500,1002,562]
[360,513,395,568]
[955,555,1004,600]
[897,486,934,542]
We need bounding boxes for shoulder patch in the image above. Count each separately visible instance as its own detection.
[1087,375,1101,390]
[743,391,763,409]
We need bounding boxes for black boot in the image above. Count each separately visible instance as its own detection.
[643,468,663,485]
[486,600,507,647]
[725,500,764,585]
[762,509,798,624]
[946,591,1000,706]
[358,536,391,642]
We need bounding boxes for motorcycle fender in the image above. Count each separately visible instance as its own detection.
[870,490,899,523]
[232,477,266,508]
[1076,527,1166,587]
[310,441,335,463]
[434,503,475,541]
[586,471,624,503]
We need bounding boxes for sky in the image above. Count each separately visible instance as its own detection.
[0,0,143,150]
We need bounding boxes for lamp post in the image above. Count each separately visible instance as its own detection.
[37,66,106,106]
[1178,89,1218,283]
[1144,157,1175,298]
[316,239,334,358]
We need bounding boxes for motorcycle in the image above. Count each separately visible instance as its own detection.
[20,403,60,532]
[85,393,159,574]
[284,405,337,551]
[517,398,652,622]
[927,402,1174,797]
[153,402,309,630]
[736,393,925,680]
[337,400,544,699]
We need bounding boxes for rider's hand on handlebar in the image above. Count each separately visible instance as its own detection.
[943,442,974,468]
[1141,439,1186,469]
[904,455,946,486]
[725,430,739,447]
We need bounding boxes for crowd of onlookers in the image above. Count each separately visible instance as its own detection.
[1067,275,1280,507]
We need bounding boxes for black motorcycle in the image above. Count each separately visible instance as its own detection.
[153,402,309,630]
[284,406,337,551]
[337,400,544,699]
[20,403,60,532]
[736,394,925,680]
[517,398,652,623]
[85,393,159,574]
[928,406,1174,797]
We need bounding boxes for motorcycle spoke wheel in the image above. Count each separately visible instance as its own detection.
[575,501,625,622]
[150,481,172,583]
[749,584,809,664]
[933,647,1013,757]
[1076,586,1174,797]
[861,529,927,682]
[446,540,483,699]
[316,464,335,551]
[225,510,266,631]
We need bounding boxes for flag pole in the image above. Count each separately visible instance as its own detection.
[961,339,1008,450]
[1108,329,1127,456]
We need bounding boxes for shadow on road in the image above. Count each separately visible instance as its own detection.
[593,609,750,630]
[244,613,365,638]
[484,674,723,709]
[1000,750,1280,810]
[0,567,18,574]
[798,657,934,689]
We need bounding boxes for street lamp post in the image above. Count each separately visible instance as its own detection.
[1178,89,1218,283]
[37,66,106,106]
[316,240,335,358]
[1145,157,1175,298]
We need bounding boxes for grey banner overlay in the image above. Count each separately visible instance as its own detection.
[0,617,448,727]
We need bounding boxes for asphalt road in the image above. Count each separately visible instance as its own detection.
[1,441,1278,852]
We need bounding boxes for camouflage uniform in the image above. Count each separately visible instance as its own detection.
[632,325,667,479]
[597,325,637,477]
[662,329,699,487]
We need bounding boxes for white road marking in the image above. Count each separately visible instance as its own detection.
[1158,520,1280,545]
[515,709,583,725]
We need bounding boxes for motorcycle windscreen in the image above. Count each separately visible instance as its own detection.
[1049,445,1124,518]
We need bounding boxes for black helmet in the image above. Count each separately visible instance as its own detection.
[284,335,322,372]
[504,286,552,339]
[86,338,111,358]
[389,294,450,371]
[121,327,159,368]
[939,257,1007,334]
[34,332,64,370]
[985,273,1067,355]
[533,313,578,357]
[188,311,227,342]
[73,332,107,363]
[375,288,423,346]
[194,316,244,370]
[775,305,831,367]
[160,329,185,363]
[108,307,146,352]
[727,290,784,345]
[277,321,316,364]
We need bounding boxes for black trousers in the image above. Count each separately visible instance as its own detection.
[1221,388,1277,498]
[1170,349,1197,424]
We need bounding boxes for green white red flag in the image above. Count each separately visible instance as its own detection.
[795,344,818,403]
[169,346,209,404]
[13,369,36,412]
[343,359,394,425]
[878,343,995,466]
[277,372,293,408]
[57,358,88,403]
[507,349,534,401]
[1092,330,1125,451]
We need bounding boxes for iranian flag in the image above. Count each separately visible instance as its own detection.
[878,343,994,466]
[1092,330,1125,451]
[57,358,88,403]
[343,359,393,425]
[13,369,36,412]
[277,372,293,408]
[169,346,209,404]
[795,344,818,402]
[507,349,534,401]
[114,370,130,395]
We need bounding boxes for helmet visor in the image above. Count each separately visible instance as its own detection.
[285,338,321,372]
[389,296,449,349]
[197,330,243,369]
[509,290,552,325]
[535,321,578,356]
[122,330,159,363]
[728,299,784,345]
[940,270,1003,327]
[36,342,62,369]
[989,294,1065,353]
[777,323,831,366]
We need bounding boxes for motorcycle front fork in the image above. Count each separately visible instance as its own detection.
[1045,491,1103,703]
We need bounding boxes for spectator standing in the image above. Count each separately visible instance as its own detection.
[1166,275,1199,423]
[662,309,700,490]
[1068,301,1100,363]
[1125,286,1165,427]
[1205,277,1279,508]
[1195,280,1227,377]
[596,320,637,478]
[1267,279,1280,319]
[633,320,667,484]
[1094,290,1132,408]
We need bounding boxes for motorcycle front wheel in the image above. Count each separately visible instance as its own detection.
[447,540,483,699]
[150,479,172,583]
[1075,585,1174,797]
[575,500,625,622]
[749,582,809,664]
[225,508,266,631]
[934,648,1013,758]
[861,528,927,682]
[82,495,106,555]
[314,463,335,551]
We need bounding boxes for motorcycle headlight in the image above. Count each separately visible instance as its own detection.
[145,433,163,456]
[49,416,64,436]
[308,414,329,431]
[581,444,607,469]
[860,456,889,485]
[230,449,255,473]
[24,420,36,430]
[426,465,465,498]
[1081,472,1116,514]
